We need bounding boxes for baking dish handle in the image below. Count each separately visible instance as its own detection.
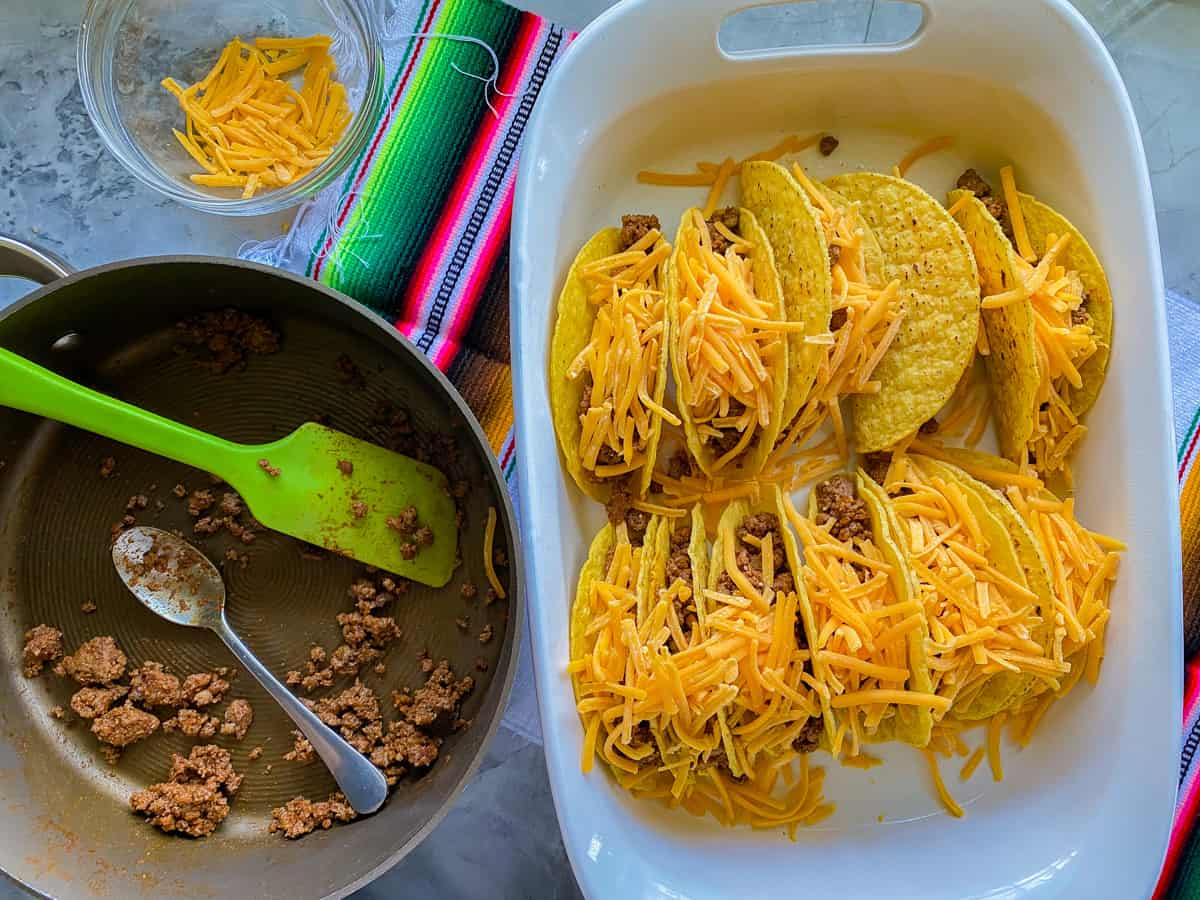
[0,234,74,285]
[657,0,1057,61]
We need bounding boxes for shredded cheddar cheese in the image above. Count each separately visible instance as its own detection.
[885,456,1061,716]
[569,513,831,834]
[483,506,506,600]
[895,136,955,178]
[568,228,678,481]
[674,211,789,471]
[636,132,825,187]
[780,492,935,757]
[767,164,904,471]
[162,35,351,197]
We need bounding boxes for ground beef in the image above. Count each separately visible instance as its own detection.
[629,721,661,769]
[919,417,939,435]
[181,671,231,707]
[624,507,651,547]
[170,743,243,793]
[665,525,693,588]
[81,599,98,614]
[257,459,281,478]
[861,451,892,486]
[392,661,474,733]
[620,213,660,250]
[705,398,754,458]
[269,793,357,839]
[819,134,839,156]
[955,169,1014,241]
[667,449,693,480]
[814,475,872,543]
[187,489,215,516]
[176,309,280,375]
[70,685,129,719]
[63,636,127,685]
[337,459,354,476]
[792,716,824,753]
[370,720,440,784]
[955,167,992,198]
[828,243,842,270]
[828,308,849,336]
[706,207,741,255]
[99,456,116,478]
[713,514,795,598]
[217,492,243,517]
[794,610,809,650]
[478,624,494,644]
[285,731,316,763]
[131,781,229,838]
[92,703,160,747]
[604,480,636,538]
[336,611,401,648]
[306,682,383,753]
[163,708,220,739]
[131,745,242,838]
[220,699,254,740]
[334,354,366,388]
[22,624,64,677]
[1072,303,1091,327]
[128,661,183,707]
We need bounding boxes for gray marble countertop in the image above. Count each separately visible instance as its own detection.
[1,1,1197,898]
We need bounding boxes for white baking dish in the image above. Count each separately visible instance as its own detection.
[511,1,1180,897]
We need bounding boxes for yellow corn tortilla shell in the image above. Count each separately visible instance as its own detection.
[846,472,934,747]
[949,188,1113,466]
[550,227,670,502]
[948,189,1036,463]
[739,160,832,427]
[919,447,1074,711]
[709,485,837,762]
[667,207,787,478]
[823,185,886,287]
[911,455,1052,719]
[824,173,980,452]
[1020,191,1113,420]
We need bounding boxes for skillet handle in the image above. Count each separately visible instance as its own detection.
[0,234,74,284]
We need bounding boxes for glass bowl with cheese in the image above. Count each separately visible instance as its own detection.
[78,0,383,215]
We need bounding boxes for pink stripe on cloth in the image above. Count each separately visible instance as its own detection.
[1154,658,1200,898]
[396,17,551,351]
[429,187,514,370]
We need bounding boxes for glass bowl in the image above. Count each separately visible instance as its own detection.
[78,0,384,216]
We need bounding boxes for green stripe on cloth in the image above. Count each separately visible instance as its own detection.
[1181,405,1200,466]
[320,0,522,313]
[304,0,437,280]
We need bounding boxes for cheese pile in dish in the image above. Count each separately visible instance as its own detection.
[162,35,351,198]
[569,512,832,838]
[567,227,676,480]
[673,210,791,471]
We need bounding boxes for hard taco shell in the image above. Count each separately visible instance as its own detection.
[550,228,670,502]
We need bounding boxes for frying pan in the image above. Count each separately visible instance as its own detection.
[0,235,522,899]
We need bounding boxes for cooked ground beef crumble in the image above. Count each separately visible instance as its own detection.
[131,745,242,838]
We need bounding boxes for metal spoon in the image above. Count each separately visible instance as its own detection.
[111,525,389,815]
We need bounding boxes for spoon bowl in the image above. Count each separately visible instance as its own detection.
[112,526,226,629]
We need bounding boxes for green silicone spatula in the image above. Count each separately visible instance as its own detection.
[0,347,458,586]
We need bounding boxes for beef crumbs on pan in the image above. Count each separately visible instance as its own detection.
[131,745,243,837]
[21,313,505,841]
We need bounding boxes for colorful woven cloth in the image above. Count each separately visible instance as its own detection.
[242,0,568,742]
[1155,290,1200,898]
